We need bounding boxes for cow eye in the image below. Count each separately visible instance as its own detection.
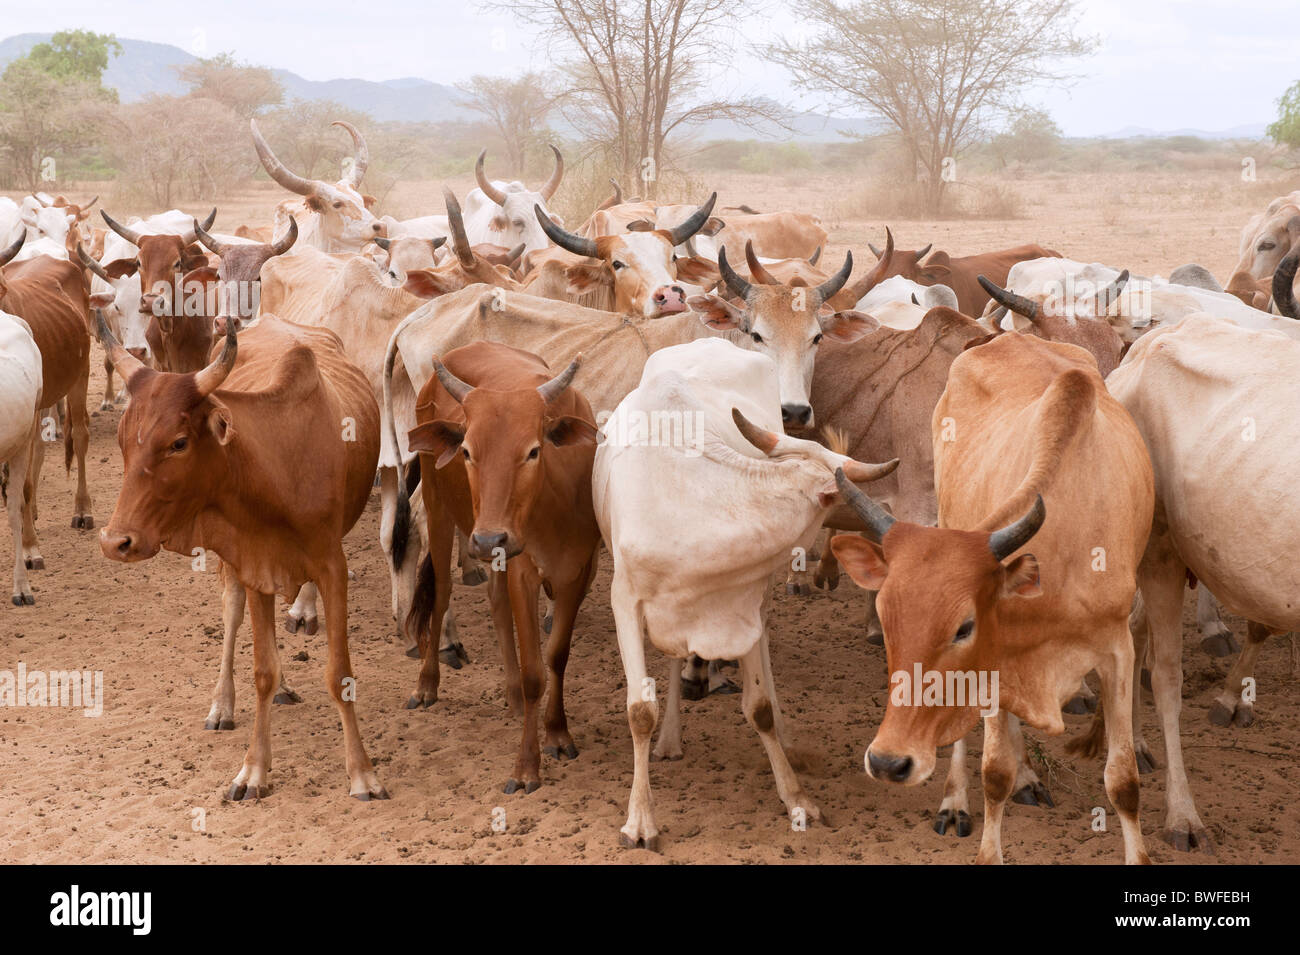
[813,333,823,345]
[333,201,343,209]
[527,446,540,461]
[750,331,764,344]
[1259,239,1276,250]
[461,447,471,462]
[953,619,974,643]
[170,437,188,453]
[612,261,625,270]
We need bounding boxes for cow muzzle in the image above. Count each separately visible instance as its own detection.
[468,529,521,562]
[651,285,687,316]
[99,527,160,563]
[866,746,918,785]
[781,403,813,429]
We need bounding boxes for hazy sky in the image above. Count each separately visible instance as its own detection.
[11,0,1298,136]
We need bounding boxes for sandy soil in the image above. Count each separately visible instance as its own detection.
[1,170,1297,864]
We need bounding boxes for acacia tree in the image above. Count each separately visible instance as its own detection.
[456,72,557,176]
[493,0,785,197]
[175,52,283,120]
[766,0,1096,213]
[1267,79,1300,149]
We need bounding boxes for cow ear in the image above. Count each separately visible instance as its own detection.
[920,264,951,281]
[181,244,208,270]
[564,263,609,295]
[700,216,725,236]
[104,258,139,278]
[362,194,378,210]
[821,310,878,343]
[490,214,509,233]
[305,194,327,213]
[674,256,719,286]
[407,419,465,469]
[1002,553,1042,598]
[182,266,219,288]
[688,293,746,330]
[89,291,116,309]
[402,269,457,299]
[207,401,235,446]
[626,219,654,232]
[829,534,889,591]
[546,415,598,448]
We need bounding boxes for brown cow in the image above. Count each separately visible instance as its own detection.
[0,236,93,551]
[97,314,386,800]
[868,237,1062,316]
[404,341,600,794]
[830,333,1153,864]
[99,209,216,320]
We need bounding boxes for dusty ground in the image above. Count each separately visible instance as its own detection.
[1,169,1297,864]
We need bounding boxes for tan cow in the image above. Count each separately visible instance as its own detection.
[97,314,386,801]
[830,333,1153,864]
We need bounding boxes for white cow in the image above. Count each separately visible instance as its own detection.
[462,146,564,255]
[854,274,960,330]
[0,312,43,605]
[593,336,897,849]
[1105,314,1300,853]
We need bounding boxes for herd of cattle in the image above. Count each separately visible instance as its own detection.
[2,119,1298,863]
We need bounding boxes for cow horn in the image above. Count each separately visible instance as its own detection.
[96,309,147,381]
[540,144,564,200]
[181,208,217,246]
[432,355,473,404]
[808,246,822,266]
[666,193,718,247]
[608,178,623,204]
[76,242,111,282]
[474,150,508,206]
[331,120,369,187]
[733,410,899,484]
[915,243,933,262]
[868,241,882,258]
[717,246,754,301]
[0,232,24,267]
[744,240,779,285]
[1093,269,1129,315]
[78,195,99,219]
[269,216,298,257]
[505,242,525,265]
[431,236,447,252]
[101,210,143,246]
[535,204,597,258]
[251,118,318,197]
[372,235,391,252]
[837,228,894,306]
[978,275,1039,320]
[193,215,229,256]
[813,250,854,305]
[988,494,1046,561]
[834,467,896,545]
[537,354,581,404]
[443,187,477,268]
[1272,250,1299,319]
[194,312,238,398]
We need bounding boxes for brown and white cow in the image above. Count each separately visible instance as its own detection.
[99,208,215,322]
[404,342,600,794]
[867,238,1063,316]
[98,313,386,800]
[830,332,1153,864]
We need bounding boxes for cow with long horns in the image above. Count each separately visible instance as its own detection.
[97,312,386,801]
[830,332,1154,864]
[463,145,565,254]
[251,118,384,252]
[404,341,601,795]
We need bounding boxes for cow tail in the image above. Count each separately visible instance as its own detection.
[391,479,410,573]
[407,552,437,657]
[382,325,410,568]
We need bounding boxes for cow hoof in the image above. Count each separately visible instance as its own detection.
[24,556,44,571]
[816,576,839,591]
[99,400,114,412]
[405,689,437,709]
[352,786,390,801]
[1061,693,1097,715]
[1011,782,1054,808]
[618,832,660,852]
[650,749,683,762]
[225,782,270,802]
[680,677,707,701]
[866,631,884,647]
[204,718,236,731]
[439,642,469,669]
[71,515,93,530]
[1208,699,1253,728]
[504,778,541,795]
[461,566,488,587]
[283,614,318,635]
[1162,822,1214,854]
[1199,632,1240,657]
[405,644,421,659]
[273,689,302,705]
[543,743,579,762]
[785,582,812,596]
[11,593,34,606]
[708,678,741,696]
[933,809,972,837]
[1135,745,1158,774]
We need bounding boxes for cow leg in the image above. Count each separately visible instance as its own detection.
[206,569,243,730]
[408,506,454,708]
[934,737,973,837]
[1196,587,1238,657]
[227,589,278,801]
[18,432,42,571]
[6,430,34,606]
[24,416,45,529]
[541,555,594,763]
[1008,716,1053,808]
[100,353,116,411]
[653,657,684,761]
[504,555,545,794]
[1209,620,1274,728]
[408,481,468,667]
[611,571,659,850]
[1139,536,1213,852]
[975,709,1017,864]
[284,581,320,635]
[739,630,821,826]
[814,543,840,591]
[457,528,487,586]
[321,556,386,800]
[1096,633,1151,865]
[487,568,523,717]
[66,373,92,529]
[1128,594,1157,773]
[707,658,740,695]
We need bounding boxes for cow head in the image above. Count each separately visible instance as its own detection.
[407,351,597,561]
[473,146,564,254]
[688,246,876,429]
[391,188,525,300]
[78,241,151,364]
[371,234,447,283]
[19,194,75,247]
[869,235,936,284]
[752,229,894,313]
[97,314,240,562]
[189,215,298,333]
[534,193,720,317]
[1238,199,1300,281]
[251,118,384,251]
[829,471,1046,785]
[978,273,1127,375]
[100,209,214,318]
[0,233,26,304]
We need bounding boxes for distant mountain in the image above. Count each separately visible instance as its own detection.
[1096,123,1270,141]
